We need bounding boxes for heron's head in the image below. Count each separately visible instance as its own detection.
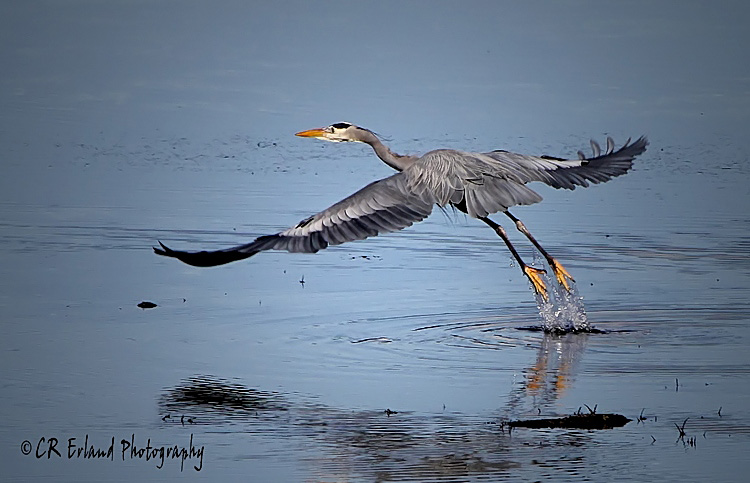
[295,122,373,143]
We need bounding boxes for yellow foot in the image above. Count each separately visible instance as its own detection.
[523,265,548,301]
[549,259,575,292]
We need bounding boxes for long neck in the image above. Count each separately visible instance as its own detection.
[360,130,417,172]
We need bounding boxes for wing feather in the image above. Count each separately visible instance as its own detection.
[154,173,434,267]
[483,136,648,190]
[401,136,647,219]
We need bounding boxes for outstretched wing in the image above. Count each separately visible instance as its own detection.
[403,136,648,218]
[482,136,649,190]
[154,173,434,267]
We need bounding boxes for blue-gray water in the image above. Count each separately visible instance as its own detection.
[2,1,749,481]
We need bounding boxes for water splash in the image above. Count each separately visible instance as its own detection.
[531,252,590,333]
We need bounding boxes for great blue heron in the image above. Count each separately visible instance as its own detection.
[155,122,648,300]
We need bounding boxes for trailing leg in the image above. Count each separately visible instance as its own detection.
[480,217,548,300]
[504,211,574,292]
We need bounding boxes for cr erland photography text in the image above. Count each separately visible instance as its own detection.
[20,433,204,471]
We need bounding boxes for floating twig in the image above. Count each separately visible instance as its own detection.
[637,408,647,424]
[675,417,689,441]
[584,404,597,415]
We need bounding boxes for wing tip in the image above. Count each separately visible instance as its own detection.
[152,238,263,267]
[625,135,649,156]
[153,240,172,257]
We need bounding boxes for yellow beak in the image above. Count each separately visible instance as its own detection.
[295,128,326,138]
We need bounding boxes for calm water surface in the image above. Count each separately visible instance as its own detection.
[2,1,750,482]
[2,133,749,482]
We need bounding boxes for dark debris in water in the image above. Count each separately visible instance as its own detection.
[509,413,631,430]
[351,337,393,344]
[137,301,157,309]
